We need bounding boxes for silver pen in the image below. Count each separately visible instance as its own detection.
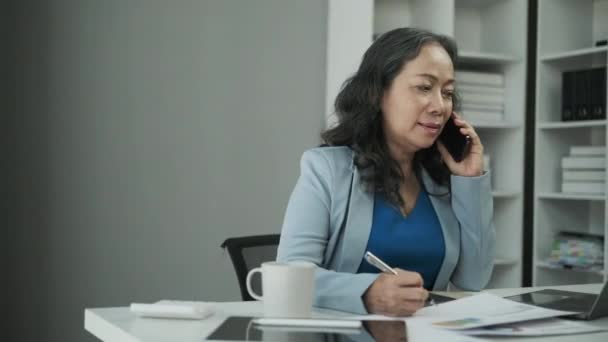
[364,251,436,306]
[364,251,398,275]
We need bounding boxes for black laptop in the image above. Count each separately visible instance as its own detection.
[505,282,608,320]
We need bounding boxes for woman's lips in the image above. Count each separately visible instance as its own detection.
[418,122,441,135]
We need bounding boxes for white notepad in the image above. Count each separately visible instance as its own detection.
[130,300,215,320]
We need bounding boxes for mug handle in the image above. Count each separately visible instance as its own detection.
[246,267,263,300]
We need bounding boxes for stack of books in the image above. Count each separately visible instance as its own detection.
[561,145,606,195]
[545,231,604,271]
[456,70,505,122]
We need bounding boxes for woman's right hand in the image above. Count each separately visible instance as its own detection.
[362,268,429,316]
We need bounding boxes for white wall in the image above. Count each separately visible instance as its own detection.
[6,1,327,341]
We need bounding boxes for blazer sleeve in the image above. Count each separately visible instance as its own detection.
[276,150,378,314]
[449,171,496,290]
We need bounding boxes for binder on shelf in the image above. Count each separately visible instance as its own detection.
[584,69,594,120]
[562,68,606,121]
[562,71,574,121]
[574,70,592,121]
[561,157,606,169]
[591,67,606,120]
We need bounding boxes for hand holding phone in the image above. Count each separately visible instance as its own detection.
[437,113,485,177]
[438,115,470,162]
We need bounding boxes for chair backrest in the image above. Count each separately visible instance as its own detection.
[221,234,281,301]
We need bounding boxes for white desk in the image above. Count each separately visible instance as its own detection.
[85,284,608,342]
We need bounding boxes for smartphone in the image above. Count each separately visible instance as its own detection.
[439,115,470,162]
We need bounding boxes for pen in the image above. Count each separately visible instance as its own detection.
[364,251,436,306]
[364,251,397,275]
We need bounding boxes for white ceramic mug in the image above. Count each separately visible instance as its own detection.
[246,261,316,318]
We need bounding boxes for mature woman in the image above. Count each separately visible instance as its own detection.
[277,27,495,316]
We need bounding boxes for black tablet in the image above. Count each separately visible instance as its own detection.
[206,316,407,342]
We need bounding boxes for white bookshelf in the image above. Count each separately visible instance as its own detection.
[326,0,527,289]
[492,190,521,199]
[538,120,606,129]
[459,51,521,65]
[540,46,608,62]
[533,0,608,286]
[537,192,606,201]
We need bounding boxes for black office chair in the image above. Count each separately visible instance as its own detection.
[221,234,281,301]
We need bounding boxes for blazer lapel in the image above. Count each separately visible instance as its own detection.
[338,163,374,273]
[421,169,459,290]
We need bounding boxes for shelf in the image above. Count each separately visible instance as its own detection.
[469,121,522,129]
[537,120,607,129]
[540,46,608,63]
[494,258,519,266]
[533,0,608,288]
[537,192,606,201]
[536,261,605,277]
[459,51,521,65]
[456,0,507,8]
[492,190,521,199]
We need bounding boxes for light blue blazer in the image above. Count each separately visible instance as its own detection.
[277,146,495,314]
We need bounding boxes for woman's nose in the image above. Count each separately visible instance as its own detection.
[429,91,446,115]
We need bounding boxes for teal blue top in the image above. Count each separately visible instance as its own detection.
[358,190,446,289]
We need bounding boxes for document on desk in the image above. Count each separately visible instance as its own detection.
[413,293,577,330]
[461,318,607,336]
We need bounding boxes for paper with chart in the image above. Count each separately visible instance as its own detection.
[413,293,577,330]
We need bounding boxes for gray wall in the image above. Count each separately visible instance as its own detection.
[7,1,327,341]
[1,1,8,340]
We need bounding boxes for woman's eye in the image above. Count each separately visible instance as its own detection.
[443,91,454,98]
[417,85,432,92]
